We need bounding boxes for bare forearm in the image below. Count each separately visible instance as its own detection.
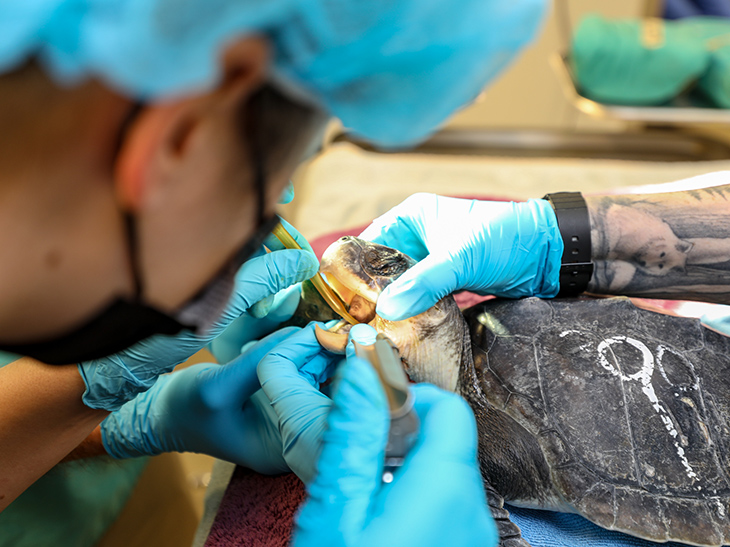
[585,183,730,302]
[0,359,108,511]
[61,426,107,462]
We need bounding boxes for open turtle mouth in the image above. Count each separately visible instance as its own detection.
[314,271,381,353]
[321,272,378,324]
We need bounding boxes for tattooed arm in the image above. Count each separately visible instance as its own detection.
[585,183,730,303]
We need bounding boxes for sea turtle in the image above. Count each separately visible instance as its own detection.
[294,235,730,547]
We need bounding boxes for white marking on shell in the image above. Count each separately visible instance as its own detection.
[655,345,700,394]
[596,336,699,481]
[716,499,726,518]
[559,330,593,353]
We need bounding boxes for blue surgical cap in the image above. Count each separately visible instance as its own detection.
[0,0,547,147]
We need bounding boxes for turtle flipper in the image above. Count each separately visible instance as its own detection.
[485,484,531,547]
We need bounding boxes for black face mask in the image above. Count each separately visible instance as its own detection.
[0,81,321,365]
[0,212,280,365]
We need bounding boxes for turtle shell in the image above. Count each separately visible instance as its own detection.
[462,296,730,546]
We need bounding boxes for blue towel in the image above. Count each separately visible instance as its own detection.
[509,505,717,547]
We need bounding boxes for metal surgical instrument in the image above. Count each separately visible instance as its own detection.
[352,334,420,483]
[271,219,358,325]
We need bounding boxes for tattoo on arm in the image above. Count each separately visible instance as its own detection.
[585,183,730,303]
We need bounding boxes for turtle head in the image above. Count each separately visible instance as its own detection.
[319,236,415,323]
[317,236,468,392]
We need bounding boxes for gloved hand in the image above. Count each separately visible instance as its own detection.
[208,184,309,363]
[359,193,563,321]
[256,322,378,484]
[211,283,302,364]
[279,181,296,206]
[701,307,730,338]
[80,218,319,411]
[292,338,498,547]
[100,325,337,474]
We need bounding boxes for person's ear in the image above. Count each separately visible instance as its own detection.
[113,36,270,211]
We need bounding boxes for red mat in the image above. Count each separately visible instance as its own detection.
[204,467,305,547]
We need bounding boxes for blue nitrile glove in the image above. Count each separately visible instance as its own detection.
[701,306,730,338]
[210,214,307,363]
[292,333,497,547]
[80,219,319,411]
[246,216,314,318]
[279,181,296,205]
[211,283,302,364]
[255,323,376,484]
[359,193,563,321]
[100,326,336,473]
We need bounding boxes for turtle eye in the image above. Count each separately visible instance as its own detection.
[361,248,410,277]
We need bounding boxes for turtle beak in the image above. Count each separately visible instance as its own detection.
[314,322,350,354]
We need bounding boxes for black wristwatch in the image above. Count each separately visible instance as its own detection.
[542,192,594,297]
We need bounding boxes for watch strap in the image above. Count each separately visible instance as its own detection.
[542,192,594,297]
